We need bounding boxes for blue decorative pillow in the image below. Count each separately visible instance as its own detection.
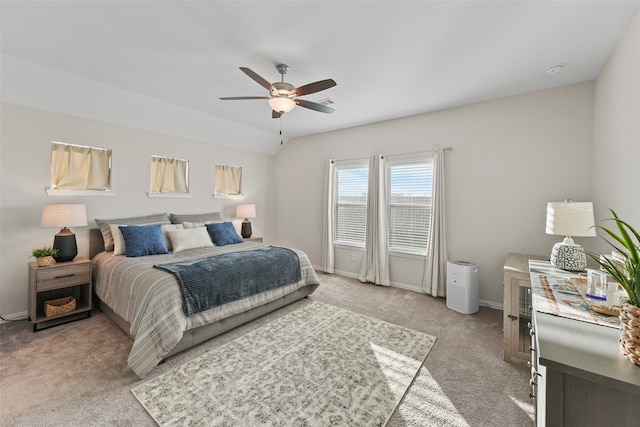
[206,222,244,246]
[119,224,169,257]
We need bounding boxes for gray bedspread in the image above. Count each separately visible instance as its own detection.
[154,247,302,316]
[92,242,319,378]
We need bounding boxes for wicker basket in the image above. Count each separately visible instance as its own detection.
[619,301,640,367]
[44,296,76,317]
[36,256,55,267]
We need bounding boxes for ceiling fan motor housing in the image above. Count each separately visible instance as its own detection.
[275,63,290,75]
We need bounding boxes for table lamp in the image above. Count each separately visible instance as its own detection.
[545,201,596,271]
[236,204,256,238]
[41,204,87,262]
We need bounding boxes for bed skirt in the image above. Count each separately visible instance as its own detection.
[95,282,319,359]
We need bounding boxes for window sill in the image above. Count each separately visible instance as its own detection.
[389,250,426,260]
[333,244,425,260]
[46,188,114,197]
[147,192,191,198]
[212,193,244,199]
[334,243,365,251]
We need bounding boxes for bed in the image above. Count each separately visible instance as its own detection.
[89,213,319,378]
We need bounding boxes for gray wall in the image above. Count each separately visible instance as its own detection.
[273,83,594,305]
[0,103,275,316]
[273,7,640,306]
[592,8,640,238]
[1,9,637,316]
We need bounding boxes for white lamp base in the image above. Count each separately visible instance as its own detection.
[550,239,587,271]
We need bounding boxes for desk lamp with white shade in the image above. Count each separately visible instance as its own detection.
[545,200,596,271]
[40,204,87,262]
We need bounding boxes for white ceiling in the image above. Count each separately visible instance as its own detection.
[1,1,639,155]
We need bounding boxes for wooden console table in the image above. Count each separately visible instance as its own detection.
[529,260,640,426]
[503,253,546,365]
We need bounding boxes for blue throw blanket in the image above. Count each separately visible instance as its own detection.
[154,247,302,316]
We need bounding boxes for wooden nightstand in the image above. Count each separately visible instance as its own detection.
[28,256,92,332]
[243,236,263,243]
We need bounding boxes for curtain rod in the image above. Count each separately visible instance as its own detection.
[331,147,453,163]
[383,146,453,159]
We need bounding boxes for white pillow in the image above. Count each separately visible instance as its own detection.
[182,220,223,229]
[110,224,127,256]
[168,227,214,252]
[161,223,184,251]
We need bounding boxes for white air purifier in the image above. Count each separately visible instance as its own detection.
[446,260,479,314]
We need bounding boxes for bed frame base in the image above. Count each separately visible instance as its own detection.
[95,283,319,360]
[90,227,319,364]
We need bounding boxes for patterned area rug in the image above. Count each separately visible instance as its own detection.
[132,302,436,426]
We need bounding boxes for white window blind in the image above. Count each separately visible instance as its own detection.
[50,142,111,190]
[334,161,368,246]
[386,156,433,254]
[150,155,189,193]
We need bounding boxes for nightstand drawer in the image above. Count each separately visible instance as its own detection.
[35,264,91,291]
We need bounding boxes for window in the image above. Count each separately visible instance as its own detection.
[149,155,189,194]
[49,142,111,191]
[333,160,369,247]
[385,155,433,254]
[214,164,242,196]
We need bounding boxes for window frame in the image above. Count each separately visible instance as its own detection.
[213,164,243,198]
[332,159,369,249]
[148,155,190,198]
[46,141,113,197]
[385,154,434,257]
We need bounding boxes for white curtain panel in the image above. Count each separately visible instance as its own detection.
[150,156,189,193]
[422,146,448,297]
[359,154,390,286]
[50,142,111,190]
[322,159,335,273]
[215,164,242,195]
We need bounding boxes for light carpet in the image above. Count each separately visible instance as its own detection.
[132,301,436,426]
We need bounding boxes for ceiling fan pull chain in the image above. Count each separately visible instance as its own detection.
[280,117,284,145]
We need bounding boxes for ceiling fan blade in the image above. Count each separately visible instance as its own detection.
[239,67,276,94]
[295,99,335,114]
[272,110,283,119]
[219,96,270,100]
[293,79,337,97]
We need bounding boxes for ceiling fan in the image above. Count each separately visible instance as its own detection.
[220,64,336,118]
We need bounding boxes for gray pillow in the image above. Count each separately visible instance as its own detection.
[95,212,171,252]
[169,212,222,225]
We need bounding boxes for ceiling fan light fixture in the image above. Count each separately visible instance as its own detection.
[268,97,296,113]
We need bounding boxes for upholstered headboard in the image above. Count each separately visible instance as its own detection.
[89,228,105,259]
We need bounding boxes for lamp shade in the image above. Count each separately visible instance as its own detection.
[545,201,596,237]
[40,204,87,263]
[268,97,296,113]
[545,201,595,271]
[41,204,87,228]
[236,204,256,219]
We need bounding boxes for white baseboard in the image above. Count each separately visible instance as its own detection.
[315,270,504,311]
[329,269,359,279]
[389,281,423,293]
[480,299,503,310]
[0,311,28,323]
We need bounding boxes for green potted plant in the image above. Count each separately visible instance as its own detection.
[588,209,640,366]
[31,247,59,267]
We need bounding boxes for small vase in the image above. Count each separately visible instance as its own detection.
[36,256,55,267]
[619,301,640,367]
